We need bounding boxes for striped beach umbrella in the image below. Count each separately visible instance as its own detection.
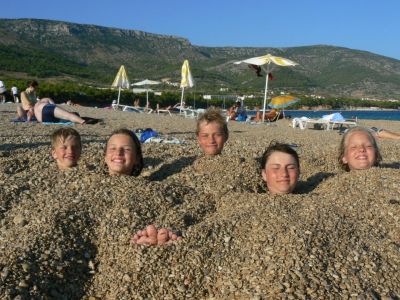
[180,60,194,113]
[234,54,298,122]
[112,65,130,106]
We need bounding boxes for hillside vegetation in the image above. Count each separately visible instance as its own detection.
[0,18,400,99]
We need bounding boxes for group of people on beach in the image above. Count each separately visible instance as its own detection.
[0,80,19,103]
[47,107,388,246]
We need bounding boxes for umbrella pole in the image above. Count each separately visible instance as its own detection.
[262,64,270,123]
[180,87,185,114]
[117,87,121,106]
[146,89,149,108]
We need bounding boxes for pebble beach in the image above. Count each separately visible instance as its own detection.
[0,103,399,299]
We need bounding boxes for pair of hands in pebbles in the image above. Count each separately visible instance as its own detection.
[131,224,182,246]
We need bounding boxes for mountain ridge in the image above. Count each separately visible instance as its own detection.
[0,18,399,99]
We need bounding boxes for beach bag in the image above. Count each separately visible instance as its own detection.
[139,128,159,143]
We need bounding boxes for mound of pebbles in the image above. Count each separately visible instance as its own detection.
[0,104,399,298]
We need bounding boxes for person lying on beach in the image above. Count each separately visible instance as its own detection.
[196,108,229,156]
[253,108,283,122]
[16,80,39,121]
[370,127,400,141]
[34,98,86,124]
[131,224,182,246]
[51,128,82,170]
[261,142,300,194]
[105,128,144,176]
[339,126,382,171]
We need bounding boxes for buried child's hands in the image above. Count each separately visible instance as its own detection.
[131,224,182,246]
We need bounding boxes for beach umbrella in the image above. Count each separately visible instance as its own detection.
[132,79,161,108]
[234,54,298,122]
[180,60,194,113]
[111,65,130,106]
[269,95,300,109]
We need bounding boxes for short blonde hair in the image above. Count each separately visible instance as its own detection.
[338,126,382,171]
[51,128,81,149]
[196,108,229,139]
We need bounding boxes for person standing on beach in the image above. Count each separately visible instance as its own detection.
[11,86,18,103]
[0,80,6,103]
[16,80,39,121]
[196,109,229,156]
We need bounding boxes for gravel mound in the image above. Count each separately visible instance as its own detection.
[0,104,399,299]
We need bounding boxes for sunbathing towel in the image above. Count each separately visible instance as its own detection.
[322,112,345,122]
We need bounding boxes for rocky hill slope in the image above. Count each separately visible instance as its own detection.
[1,18,399,98]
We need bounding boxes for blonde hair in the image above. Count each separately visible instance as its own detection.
[51,128,81,149]
[338,126,382,171]
[196,108,228,139]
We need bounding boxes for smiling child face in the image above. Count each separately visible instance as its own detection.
[105,134,138,176]
[342,131,377,170]
[261,151,299,195]
[52,137,81,170]
[197,121,227,156]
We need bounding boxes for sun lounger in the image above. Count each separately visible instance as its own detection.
[329,119,357,130]
[156,108,172,116]
[305,118,330,129]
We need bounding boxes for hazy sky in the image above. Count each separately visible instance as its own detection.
[2,0,400,60]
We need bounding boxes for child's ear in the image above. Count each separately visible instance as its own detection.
[261,168,267,182]
[341,156,348,164]
[51,149,57,160]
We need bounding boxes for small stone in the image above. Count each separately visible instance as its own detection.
[13,215,27,226]
[123,274,131,282]
[21,263,30,272]
[18,280,29,288]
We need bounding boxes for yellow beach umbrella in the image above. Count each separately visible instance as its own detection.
[269,95,300,109]
[180,60,194,112]
[111,65,130,106]
[235,54,298,122]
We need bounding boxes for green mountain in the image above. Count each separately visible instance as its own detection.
[1,18,400,99]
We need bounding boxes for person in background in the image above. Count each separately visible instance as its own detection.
[11,86,19,103]
[16,80,39,121]
[0,80,6,103]
[34,98,87,124]
[369,127,400,141]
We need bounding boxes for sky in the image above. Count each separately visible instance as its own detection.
[2,0,400,60]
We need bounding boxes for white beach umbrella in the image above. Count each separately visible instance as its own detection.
[180,60,194,113]
[111,65,130,106]
[132,79,161,108]
[234,54,298,122]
